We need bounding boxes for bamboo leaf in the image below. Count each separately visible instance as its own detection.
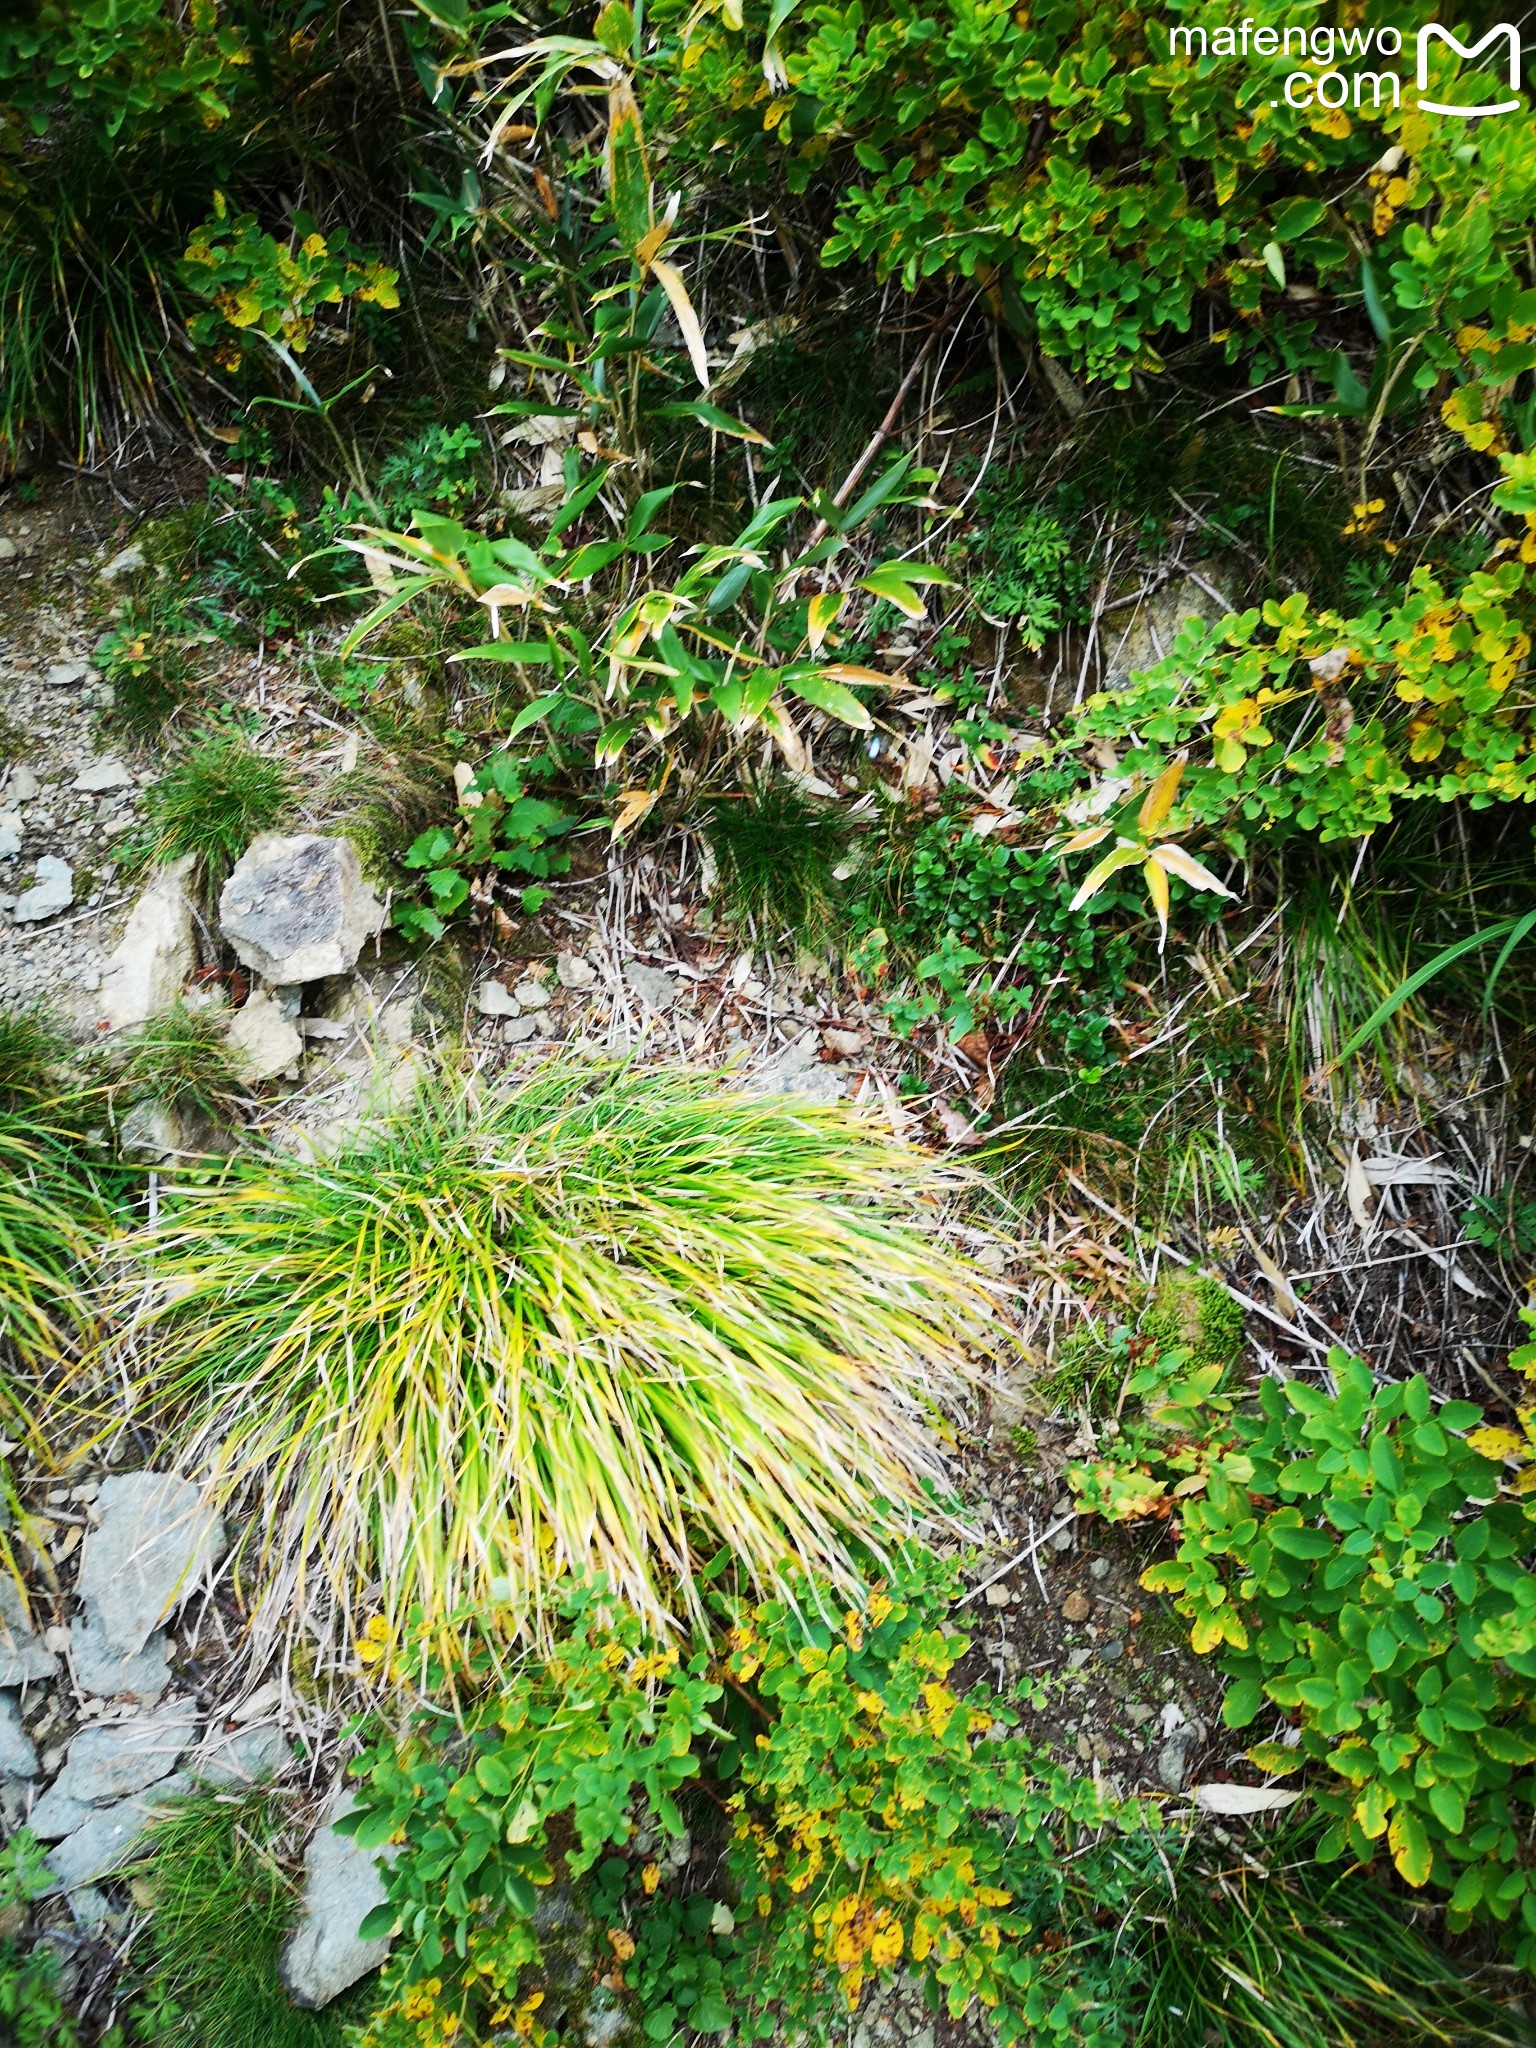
[649,258,710,390]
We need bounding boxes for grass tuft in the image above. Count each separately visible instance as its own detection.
[140,732,293,888]
[705,777,850,952]
[133,1790,358,2048]
[117,1001,247,1120]
[109,1062,993,1652]
[0,1008,70,1112]
[1130,1822,1534,2047]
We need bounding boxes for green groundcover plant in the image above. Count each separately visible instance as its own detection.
[343,1548,1151,2048]
[1141,1351,1536,1961]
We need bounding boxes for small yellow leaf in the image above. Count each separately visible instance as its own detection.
[1057,823,1114,855]
[806,591,846,654]
[649,258,710,390]
[1144,848,1171,948]
[1137,757,1184,837]
[1148,841,1238,900]
[1468,1426,1525,1461]
[611,787,658,838]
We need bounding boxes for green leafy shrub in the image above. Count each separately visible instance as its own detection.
[849,772,1142,1046]
[0,1830,98,2047]
[139,732,294,887]
[108,1065,994,1650]
[965,484,1091,651]
[1144,1351,1536,1957]
[395,752,574,943]
[376,425,484,521]
[98,590,200,738]
[647,0,1536,401]
[344,1550,1150,2048]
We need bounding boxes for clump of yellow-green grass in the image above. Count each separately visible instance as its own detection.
[106,1062,995,1657]
[0,1008,107,1445]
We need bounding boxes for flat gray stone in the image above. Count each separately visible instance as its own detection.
[188,1723,291,1789]
[5,766,40,803]
[44,1772,191,1893]
[0,812,19,860]
[76,1473,225,1658]
[99,855,198,1031]
[279,1786,397,2009]
[0,1694,39,1779]
[12,856,73,924]
[26,1784,96,1841]
[503,1015,537,1044]
[750,1031,845,1104]
[625,963,677,1014]
[116,1102,187,1168]
[474,979,520,1017]
[225,987,303,1081]
[219,834,383,984]
[0,1575,58,1687]
[43,661,96,690]
[69,1618,170,1701]
[50,1698,196,1805]
[512,980,549,1010]
[74,759,134,794]
[100,544,147,583]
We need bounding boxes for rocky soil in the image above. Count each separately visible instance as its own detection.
[0,468,1459,2033]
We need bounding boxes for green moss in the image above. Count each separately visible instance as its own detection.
[1139,1272,1245,1376]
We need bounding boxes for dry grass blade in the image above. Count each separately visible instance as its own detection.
[106,1062,996,1655]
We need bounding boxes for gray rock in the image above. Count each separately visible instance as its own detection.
[219,834,383,984]
[5,766,40,803]
[556,951,596,990]
[63,1883,114,1934]
[279,1787,397,2009]
[117,1101,187,1167]
[100,544,147,583]
[1156,1730,1197,1793]
[188,1723,291,1789]
[750,1031,844,1104]
[0,1694,39,1779]
[512,979,549,1010]
[1103,569,1227,685]
[474,978,520,1017]
[0,536,16,562]
[225,986,303,1082]
[76,1472,225,1658]
[49,1698,197,1805]
[74,759,134,794]
[625,963,678,1014]
[0,812,20,860]
[67,1616,169,1701]
[99,854,198,1030]
[12,856,73,924]
[0,1575,58,1687]
[503,1015,537,1044]
[27,1785,96,1841]
[43,661,97,691]
[44,1772,191,1893]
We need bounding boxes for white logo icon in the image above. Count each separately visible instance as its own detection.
[1417,21,1522,117]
